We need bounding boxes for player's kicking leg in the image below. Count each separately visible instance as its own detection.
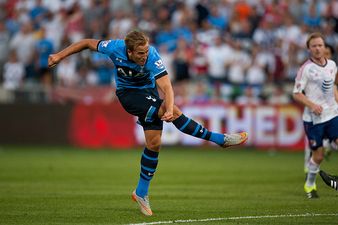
[319,170,338,191]
[170,111,248,148]
[222,132,248,148]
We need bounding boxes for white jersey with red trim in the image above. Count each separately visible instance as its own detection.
[293,58,338,124]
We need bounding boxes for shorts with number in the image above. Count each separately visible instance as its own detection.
[304,116,338,150]
[116,88,163,130]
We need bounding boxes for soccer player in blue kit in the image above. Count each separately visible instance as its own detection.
[48,30,248,216]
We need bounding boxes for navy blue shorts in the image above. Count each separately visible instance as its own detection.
[116,88,163,130]
[304,116,338,150]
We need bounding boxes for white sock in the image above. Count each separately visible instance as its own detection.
[304,143,311,172]
[306,158,319,187]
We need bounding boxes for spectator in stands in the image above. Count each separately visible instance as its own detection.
[227,39,250,86]
[195,0,209,27]
[35,27,54,87]
[205,35,231,84]
[64,2,85,43]
[303,0,322,29]
[158,45,174,81]
[55,55,78,87]
[0,0,337,106]
[29,0,48,29]
[2,50,24,90]
[207,4,227,31]
[109,10,135,40]
[0,21,10,80]
[83,0,111,39]
[189,40,208,80]
[190,79,210,104]
[235,86,261,106]
[245,44,267,92]
[266,85,290,105]
[252,18,276,49]
[155,22,178,53]
[43,10,65,51]
[77,63,98,87]
[90,51,114,85]
[196,19,220,46]
[172,37,192,82]
[9,20,36,81]
[137,7,157,35]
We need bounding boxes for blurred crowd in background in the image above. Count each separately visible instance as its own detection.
[0,0,337,104]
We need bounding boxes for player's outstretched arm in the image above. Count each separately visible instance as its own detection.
[48,39,100,68]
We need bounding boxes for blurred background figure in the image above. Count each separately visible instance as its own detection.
[34,26,54,88]
[0,0,336,106]
[0,21,10,81]
[9,20,36,81]
[2,50,24,91]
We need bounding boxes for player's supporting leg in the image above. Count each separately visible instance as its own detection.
[132,129,162,216]
[132,147,158,216]
[136,147,158,197]
[172,114,248,148]
[136,148,159,197]
[319,170,338,191]
[304,157,320,198]
[304,140,311,173]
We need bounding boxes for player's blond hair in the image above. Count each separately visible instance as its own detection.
[125,30,149,51]
[306,32,325,48]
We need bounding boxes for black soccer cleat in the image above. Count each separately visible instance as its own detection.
[306,189,319,199]
[304,183,319,199]
[319,170,338,191]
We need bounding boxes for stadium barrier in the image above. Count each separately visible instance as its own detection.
[69,102,305,151]
[0,103,73,145]
[0,101,305,150]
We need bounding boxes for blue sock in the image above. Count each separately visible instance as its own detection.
[172,114,225,145]
[136,148,159,198]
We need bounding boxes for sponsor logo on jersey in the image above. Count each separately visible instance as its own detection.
[322,78,333,92]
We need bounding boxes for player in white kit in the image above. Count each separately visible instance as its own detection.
[293,32,338,198]
[303,43,337,173]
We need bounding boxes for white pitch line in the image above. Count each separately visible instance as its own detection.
[126,213,338,225]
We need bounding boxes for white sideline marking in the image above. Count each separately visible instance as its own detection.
[126,213,338,225]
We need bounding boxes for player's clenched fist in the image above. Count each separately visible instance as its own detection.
[48,54,61,68]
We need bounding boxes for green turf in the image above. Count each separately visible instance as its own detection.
[0,146,337,225]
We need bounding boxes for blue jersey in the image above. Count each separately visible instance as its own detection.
[97,39,167,90]
[36,38,54,68]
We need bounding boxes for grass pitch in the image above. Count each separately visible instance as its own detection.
[0,146,337,225]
